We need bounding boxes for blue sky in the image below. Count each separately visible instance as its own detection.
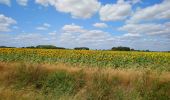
[0,0,170,51]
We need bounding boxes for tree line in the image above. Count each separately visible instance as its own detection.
[0,45,154,52]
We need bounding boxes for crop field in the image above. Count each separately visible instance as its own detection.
[0,48,170,100]
[0,48,170,71]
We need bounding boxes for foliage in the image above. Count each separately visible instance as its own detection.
[0,63,170,100]
[36,45,66,49]
[112,46,131,51]
[22,45,66,49]
[0,46,15,48]
[0,48,170,71]
[74,47,89,50]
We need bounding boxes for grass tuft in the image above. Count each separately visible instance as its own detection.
[0,62,170,100]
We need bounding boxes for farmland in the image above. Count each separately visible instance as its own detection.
[0,48,170,100]
[0,48,170,71]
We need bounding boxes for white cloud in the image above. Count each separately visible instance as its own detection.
[16,0,28,6]
[0,14,17,32]
[35,0,101,19]
[127,0,141,4]
[36,23,51,30]
[127,0,170,23]
[36,27,46,31]
[0,23,169,51]
[59,24,114,48]
[35,0,50,6]
[43,23,50,27]
[48,31,57,35]
[93,23,108,28]
[59,23,170,50]
[62,23,84,33]
[123,33,141,37]
[0,33,58,47]
[99,0,131,21]
[0,0,28,6]
[119,22,170,36]
[0,0,10,6]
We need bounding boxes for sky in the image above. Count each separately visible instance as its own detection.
[0,0,170,51]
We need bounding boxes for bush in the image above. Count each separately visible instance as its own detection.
[74,47,89,50]
[36,45,57,49]
[112,46,130,51]
[34,45,65,49]
[25,46,35,48]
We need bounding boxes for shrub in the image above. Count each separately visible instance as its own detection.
[36,45,57,49]
[74,47,89,50]
[112,46,131,51]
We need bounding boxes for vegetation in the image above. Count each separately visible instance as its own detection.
[0,62,170,100]
[0,48,170,71]
[112,46,131,51]
[0,48,170,99]
[22,45,66,49]
[0,46,15,48]
[0,45,157,52]
[36,45,58,49]
[74,47,90,50]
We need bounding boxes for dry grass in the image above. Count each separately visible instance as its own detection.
[1,61,170,86]
[0,62,170,100]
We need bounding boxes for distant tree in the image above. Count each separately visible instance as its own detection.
[0,46,7,48]
[26,46,35,48]
[111,46,130,51]
[0,46,15,48]
[130,48,135,51]
[36,45,57,49]
[55,47,66,49]
[111,47,117,51]
[35,45,65,49]
[145,50,150,52]
[74,47,89,50]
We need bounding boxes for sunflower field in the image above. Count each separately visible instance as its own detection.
[0,48,170,71]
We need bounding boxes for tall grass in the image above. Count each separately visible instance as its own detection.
[0,62,170,100]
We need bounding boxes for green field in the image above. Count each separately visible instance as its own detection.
[0,48,170,71]
[0,48,170,100]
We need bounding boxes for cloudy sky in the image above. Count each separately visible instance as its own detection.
[0,0,170,51]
